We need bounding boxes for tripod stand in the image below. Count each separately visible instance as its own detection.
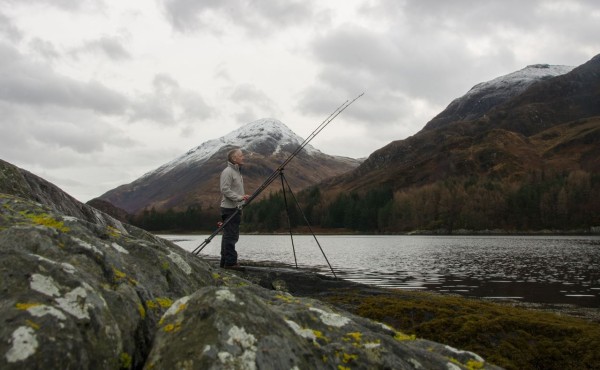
[277,168,336,278]
[192,93,363,279]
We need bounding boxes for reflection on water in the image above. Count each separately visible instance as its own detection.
[161,234,600,308]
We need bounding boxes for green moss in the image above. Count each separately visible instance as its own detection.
[322,289,600,370]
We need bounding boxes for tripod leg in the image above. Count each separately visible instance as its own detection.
[281,174,337,279]
[280,172,298,268]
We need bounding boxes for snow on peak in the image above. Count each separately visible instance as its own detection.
[465,64,574,98]
[144,118,318,178]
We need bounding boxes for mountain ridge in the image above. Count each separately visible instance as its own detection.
[326,54,599,192]
[423,63,574,131]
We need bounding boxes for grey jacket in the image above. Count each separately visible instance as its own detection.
[220,161,245,208]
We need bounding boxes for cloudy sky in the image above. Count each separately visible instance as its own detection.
[1,0,599,202]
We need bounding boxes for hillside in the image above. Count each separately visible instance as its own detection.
[246,55,600,233]
[324,54,600,194]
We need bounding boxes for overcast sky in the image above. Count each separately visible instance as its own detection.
[1,0,599,202]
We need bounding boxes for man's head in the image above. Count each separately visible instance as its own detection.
[228,149,244,165]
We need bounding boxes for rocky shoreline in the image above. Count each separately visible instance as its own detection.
[2,159,599,369]
[210,258,600,324]
[1,159,504,369]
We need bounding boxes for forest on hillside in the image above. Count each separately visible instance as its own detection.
[132,169,600,234]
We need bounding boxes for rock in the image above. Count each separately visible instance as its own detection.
[0,194,215,369]
[146,283,497,370]
[0,159,501,369]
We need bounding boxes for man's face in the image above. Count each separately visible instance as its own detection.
[233,150,245,165]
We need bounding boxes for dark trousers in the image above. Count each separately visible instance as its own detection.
[220,207,241,267]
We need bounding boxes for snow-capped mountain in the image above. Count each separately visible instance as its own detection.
[424,64,574,130]
[323,54,600,196]
[96,118,360,214]
[146,118,320,179]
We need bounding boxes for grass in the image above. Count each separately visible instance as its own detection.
[321,289,600,370]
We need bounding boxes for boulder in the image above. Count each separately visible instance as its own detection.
[0,193,215,369]
[0,159,501,369]
[146,283,498,369]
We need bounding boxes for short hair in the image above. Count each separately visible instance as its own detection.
[227,148,241,162]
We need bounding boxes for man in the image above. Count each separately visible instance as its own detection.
[219,148,249,269]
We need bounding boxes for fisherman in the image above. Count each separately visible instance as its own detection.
[219,148,249,270]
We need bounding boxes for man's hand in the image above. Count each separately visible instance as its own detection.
[242,194,249,201]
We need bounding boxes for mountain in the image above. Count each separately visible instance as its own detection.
[323,54,600,194]
[423,64,574,131]
[95,118,360,215]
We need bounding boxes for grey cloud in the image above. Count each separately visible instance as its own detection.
[234,106,258,125]
[160,0,314,35]
[0,102,136,164]
[3,0,105,12]
[305,0,600,126]
[229,84,281,123]
[130,74,214,125]
[0,42,128,114]
[0,12,23,41]
[231,84,274,110]
[29,38,61,60]
[298,80,409,126]
[309,25,478,105]
[73,36,131,60]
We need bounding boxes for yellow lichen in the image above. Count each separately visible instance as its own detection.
[16,302,41,310]
[146,297,173,311]
[394,331,416,341]
[119,352,132,369]
[21,211,70,232]
[25,320,40,330]
[465,359,485,370]
[155,297,173,308]
[163,322,182,332]
[138,304,146,319]
[106,226,121,237]
[112,267,137,286]
[175,303,187,314]
[346,332,362,343]
[146,300,158,310]
[342,353,359,364]
[113,268,127,280]
[274,294,294,303]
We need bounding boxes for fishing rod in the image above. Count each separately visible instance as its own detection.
[192,92,364,256]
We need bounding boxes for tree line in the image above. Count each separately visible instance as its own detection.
[132,169,600,233]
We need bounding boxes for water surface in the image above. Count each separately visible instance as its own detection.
[161,234,600,308]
